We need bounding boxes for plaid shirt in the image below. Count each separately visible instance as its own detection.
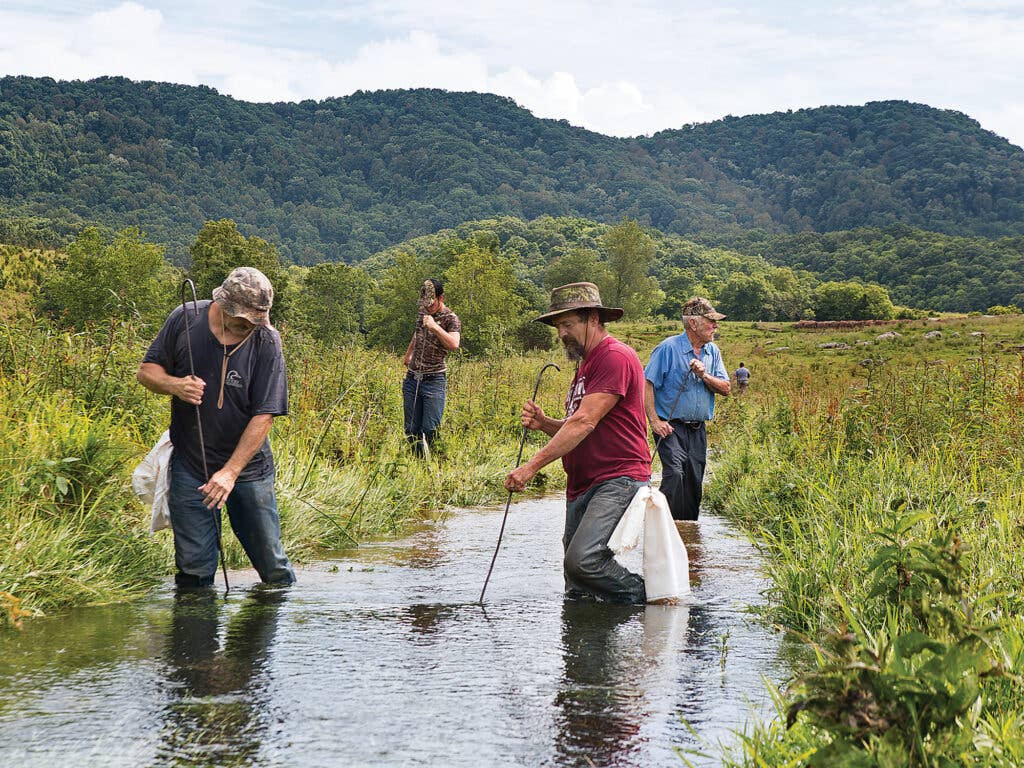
[408,307,461,374]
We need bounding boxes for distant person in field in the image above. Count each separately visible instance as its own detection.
[644,297,731,521]
[403,278,461,456]
[137,267,295,589]
[734,362,751,392]
[505,282,650,604]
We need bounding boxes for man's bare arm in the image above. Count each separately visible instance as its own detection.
[505,392,619,491]
[137,362,205,405]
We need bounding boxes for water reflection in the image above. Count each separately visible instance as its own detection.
[554,601,690,767]
[677,520,706,587]
[156,588,286,765]
[0,502,791,768]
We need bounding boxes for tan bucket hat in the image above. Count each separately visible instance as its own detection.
[535,282,624,325]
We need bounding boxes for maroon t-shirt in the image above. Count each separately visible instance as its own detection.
[562,335,652,500]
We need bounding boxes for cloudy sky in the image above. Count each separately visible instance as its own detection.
[1,1,1022,147]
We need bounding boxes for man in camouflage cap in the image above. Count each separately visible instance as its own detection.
[137,267,295,588]
[644,296,731,520]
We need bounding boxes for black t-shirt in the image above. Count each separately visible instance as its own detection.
[143,300,288,481]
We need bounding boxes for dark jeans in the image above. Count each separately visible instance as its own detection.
[563,476,647,603]
[168,456,295,588]
[656,420,707,520]
[402,372,446,454]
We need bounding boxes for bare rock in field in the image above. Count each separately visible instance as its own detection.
[856,340,873,346]
[876,331,903,341]
[859,359,875,367]
[923,330,942,339]
[970,331,985,337]
[818,341,850,349]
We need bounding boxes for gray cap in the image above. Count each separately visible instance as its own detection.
[212,267,274,326]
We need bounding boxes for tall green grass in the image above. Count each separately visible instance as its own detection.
[1,315,574,622]
[705,317,1024,765]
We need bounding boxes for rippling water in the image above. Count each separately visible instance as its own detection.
[0,495,794,767]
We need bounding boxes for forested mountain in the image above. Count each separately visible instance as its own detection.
[2,75,1023,264]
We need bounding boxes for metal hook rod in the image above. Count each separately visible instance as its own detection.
[479,362,561,604]
[180,279,230,593]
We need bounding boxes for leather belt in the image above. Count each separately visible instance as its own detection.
[407,370,445,381]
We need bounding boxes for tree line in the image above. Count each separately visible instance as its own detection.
[5,217,938,359]
[2,76,1023,266]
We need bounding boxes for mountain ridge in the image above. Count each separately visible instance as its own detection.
[1,75,1022,263]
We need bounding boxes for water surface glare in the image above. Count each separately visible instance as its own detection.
[0,496,793,767]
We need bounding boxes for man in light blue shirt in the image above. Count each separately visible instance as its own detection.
[644,297,731,520]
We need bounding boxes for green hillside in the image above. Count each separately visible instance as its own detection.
[2,76,1023,264]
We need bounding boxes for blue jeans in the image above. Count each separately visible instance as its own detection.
[168,456,295,587]
[563,476,647,603]
[402,372,446,453]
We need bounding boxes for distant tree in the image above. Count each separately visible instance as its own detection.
[292,262,373,345]
[986,304,1021,315]
[543,247,613,296]
[39,226,176,328]
[715,273,773,320]
[187,219,291,323]
[602,218,662,317]
[657,266,699,318]
[814,281,895,320]
[363,251,432,352]
[443,243,527,356]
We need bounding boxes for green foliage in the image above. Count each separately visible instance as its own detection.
[707,316,1024,765]
[38,226,176,328]
[788,518,1012,767]
[715,272,774,320]
[814,281,896,321]
[601,218,663,317]
[987,304,1020,315]
[543,247,613,295]
[3,76,1023,263]
[363,251,432,352]
[0,244,58,319]
[701,226,1024,313]
[290,261,372,345]
[442,242,527,355]
[187,219,292,323]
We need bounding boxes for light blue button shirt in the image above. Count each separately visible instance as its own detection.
[644,333,728,421]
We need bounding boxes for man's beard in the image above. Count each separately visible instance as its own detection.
[562,338,584,361]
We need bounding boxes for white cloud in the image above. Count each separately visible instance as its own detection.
[0,1,1023,147]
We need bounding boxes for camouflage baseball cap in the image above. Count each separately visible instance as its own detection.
[681,296,726,321]
[535,282,624,325]
[212,267,274,326]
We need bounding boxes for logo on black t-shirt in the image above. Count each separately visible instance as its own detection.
[225,370,245,389]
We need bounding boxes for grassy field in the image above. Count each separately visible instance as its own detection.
[5,295,1024,764]
[0,310,586,620]
[696,314,1024,766]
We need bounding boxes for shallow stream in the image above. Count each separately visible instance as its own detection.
[0,495,795,767]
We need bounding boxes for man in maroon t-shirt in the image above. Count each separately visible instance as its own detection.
[505,282,651,603]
